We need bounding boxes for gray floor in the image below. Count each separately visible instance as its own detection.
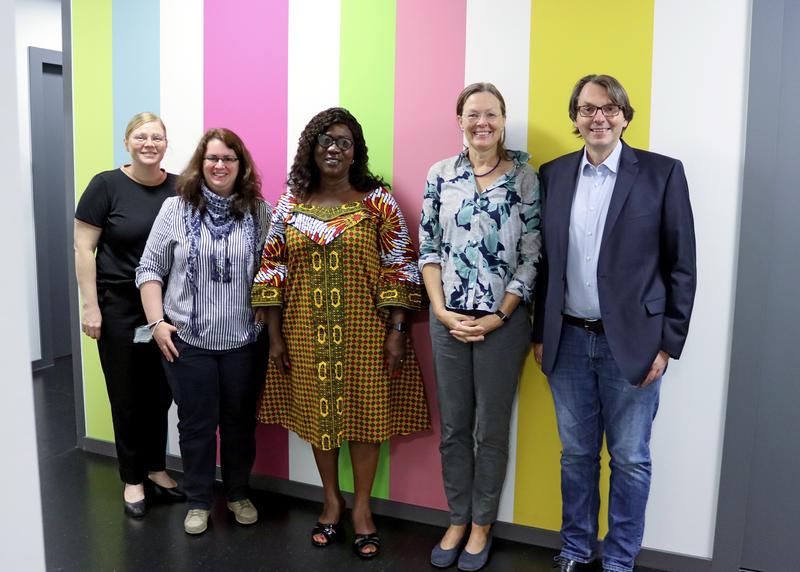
[33,356,664,571]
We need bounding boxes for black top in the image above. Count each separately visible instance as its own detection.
[75,168,176,288]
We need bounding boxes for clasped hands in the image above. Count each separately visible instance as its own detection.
[435,308,503,344]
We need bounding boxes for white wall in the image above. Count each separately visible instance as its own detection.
[16,0,63,362]
[644,0,751,557]
[1,0,46,568]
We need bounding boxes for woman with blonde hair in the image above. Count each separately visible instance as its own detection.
[74,112,185,518]
[420,83,541,570]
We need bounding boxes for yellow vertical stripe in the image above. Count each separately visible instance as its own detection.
[516,0,655,533]
[73,0,115,441]
[527,0,653,168]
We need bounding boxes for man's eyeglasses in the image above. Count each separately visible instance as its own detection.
[204,155,239,164]
[577,104,624,118]
[317,134,354,151]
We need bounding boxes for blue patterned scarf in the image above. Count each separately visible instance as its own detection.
[184,184,258,336]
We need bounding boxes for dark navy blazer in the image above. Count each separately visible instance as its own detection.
[532,141,697,384]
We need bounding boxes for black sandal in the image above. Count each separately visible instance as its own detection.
[353,532,381,559]
[311,522,342,547]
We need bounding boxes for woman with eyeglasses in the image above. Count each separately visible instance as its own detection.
[75,112,185,519]
[136,128,271,535]
[419,83,541,571]
[252,108,429,559]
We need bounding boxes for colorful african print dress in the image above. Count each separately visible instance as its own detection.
[252,187,430,450]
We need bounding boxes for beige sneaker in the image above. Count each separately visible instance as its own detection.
[184,509,209,534]
[227,499,258,525]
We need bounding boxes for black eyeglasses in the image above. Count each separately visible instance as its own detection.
[577,104,624,118]
[204,155,239,164]
[317,133,354,151]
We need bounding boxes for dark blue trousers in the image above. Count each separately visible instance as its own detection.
[162,332,267,509]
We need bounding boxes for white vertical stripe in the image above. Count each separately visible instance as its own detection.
[464,0,531,158]
[644,0,750,557]
[166,404,179,457]
[160,1,204,455]
[160,0,204,176]
[286,0,341,484]
[464,0,532,524]
[286,0,341,173]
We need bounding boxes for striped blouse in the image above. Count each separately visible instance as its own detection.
[136,196,272,351]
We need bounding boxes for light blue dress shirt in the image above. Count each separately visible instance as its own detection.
[564,141,622,319]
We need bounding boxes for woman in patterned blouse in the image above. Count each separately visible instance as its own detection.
[252,108,429,559]
[420,83,542,571]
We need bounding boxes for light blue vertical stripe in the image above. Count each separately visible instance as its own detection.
[112,0,161,167]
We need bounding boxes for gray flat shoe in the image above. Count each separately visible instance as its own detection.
[457,533,493,571]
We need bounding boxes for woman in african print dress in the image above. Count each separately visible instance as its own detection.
[252,108,429,559]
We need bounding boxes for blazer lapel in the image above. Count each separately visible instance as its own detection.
[600,141,639,248]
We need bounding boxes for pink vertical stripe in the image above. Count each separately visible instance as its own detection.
[390,0,467,509]
[204,0,290,205]
[204,0,290,479]
[252,425,289,478]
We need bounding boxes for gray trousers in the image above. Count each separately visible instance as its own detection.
[430,307,530,525]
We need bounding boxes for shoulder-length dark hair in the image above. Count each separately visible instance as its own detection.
[287,107,388,200]
[176,127,262,218]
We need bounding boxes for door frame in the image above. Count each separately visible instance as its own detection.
[29,47,64,373]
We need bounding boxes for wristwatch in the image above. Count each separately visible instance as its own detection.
[389,322,409,333]
[494,310,510,322]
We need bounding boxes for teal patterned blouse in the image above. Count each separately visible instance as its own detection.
[419,149,541,312]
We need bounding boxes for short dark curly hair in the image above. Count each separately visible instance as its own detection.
[176,127,262,219]
[288,107,388,200]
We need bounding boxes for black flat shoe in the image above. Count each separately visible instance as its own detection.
[311,521,343,547]
[353,532,381,559]
[146,479,187,502]
[124,499,146,518]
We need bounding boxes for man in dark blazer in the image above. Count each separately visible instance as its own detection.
[532,75,696,572]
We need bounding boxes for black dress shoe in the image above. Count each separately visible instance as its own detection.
[124,499,146,518]
[553,556,594,572]
[146,480,187,502]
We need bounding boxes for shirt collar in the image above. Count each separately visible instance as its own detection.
[580,140,622,174]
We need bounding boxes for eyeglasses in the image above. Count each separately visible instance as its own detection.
[131,134,166,144]
[461,111,501,124]
[317,134,354,151]
[204,155,239,164]
[577,104,624,118]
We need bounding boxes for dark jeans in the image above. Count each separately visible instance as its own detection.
[162,332,267,509]
[547,323,661,572]
[96,285,172,484]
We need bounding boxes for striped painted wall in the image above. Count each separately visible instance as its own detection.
[71,0,749,557]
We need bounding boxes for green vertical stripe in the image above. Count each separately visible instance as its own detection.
[73,0,115,441]
[337,0,396,499]
[337,441,390,498]
[339,0,396,185]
